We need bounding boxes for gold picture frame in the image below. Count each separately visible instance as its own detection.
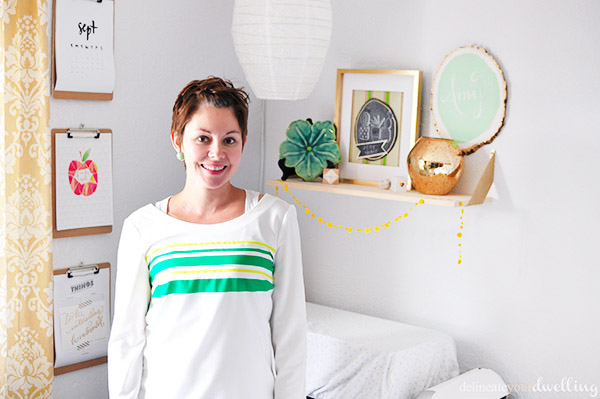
[334,69,422,189]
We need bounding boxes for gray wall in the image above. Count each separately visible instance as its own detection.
[263,1,600,398]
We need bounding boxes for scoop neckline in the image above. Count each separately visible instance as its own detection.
[149,192,274,229]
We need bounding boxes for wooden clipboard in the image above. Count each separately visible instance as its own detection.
[53,263,111,375]
[52,0,115,100]
[52,128,113,238]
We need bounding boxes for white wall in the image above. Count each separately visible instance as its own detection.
[50,1,263,397]
[263,0,600,398]
[50,0,600,398]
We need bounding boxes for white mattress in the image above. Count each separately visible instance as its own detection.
[306,303,459,399]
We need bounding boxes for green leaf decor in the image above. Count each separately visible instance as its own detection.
[279,120,341,181]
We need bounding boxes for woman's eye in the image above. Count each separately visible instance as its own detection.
[224,137,236,145]
[197,136,209,143]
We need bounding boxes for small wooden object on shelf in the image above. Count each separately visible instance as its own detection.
[322,168,340,185]
[268,151,495,207]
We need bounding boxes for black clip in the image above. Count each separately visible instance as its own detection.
[67,265,100,278]
[66,129,101,139]
[97,0,102,3]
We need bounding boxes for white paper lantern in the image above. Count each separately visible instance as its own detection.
[232,0,332,100]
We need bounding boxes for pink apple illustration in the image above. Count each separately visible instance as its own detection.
[68,149,98,196]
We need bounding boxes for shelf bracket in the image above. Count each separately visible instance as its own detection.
[467,150,495,206]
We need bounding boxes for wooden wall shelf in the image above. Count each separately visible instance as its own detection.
[267,151,495,208]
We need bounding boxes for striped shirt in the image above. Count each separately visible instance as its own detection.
[108,192,306,399]
[147,240,276,298]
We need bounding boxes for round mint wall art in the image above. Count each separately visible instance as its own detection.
[431,45,507,155]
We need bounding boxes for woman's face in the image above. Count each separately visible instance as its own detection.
[175,105,244,190]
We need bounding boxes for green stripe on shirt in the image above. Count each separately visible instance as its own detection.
[145,240,276,263]
[148,247,274,269]
[152,278,274,298]
[149,254,274,283]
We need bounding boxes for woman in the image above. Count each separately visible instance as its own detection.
[108,77,306,399]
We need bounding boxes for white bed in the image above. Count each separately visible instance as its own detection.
[306,302,459,399]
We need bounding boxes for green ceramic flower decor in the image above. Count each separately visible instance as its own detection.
[279,120,341,181]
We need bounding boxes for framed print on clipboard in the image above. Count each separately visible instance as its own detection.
[52,128,113,238]
[53,263,111,374]
[52,0,115,100]
[334,69,422,189]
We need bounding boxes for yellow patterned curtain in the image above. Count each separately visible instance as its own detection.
[1,0,53,397]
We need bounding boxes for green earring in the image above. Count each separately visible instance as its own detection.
[176,152,184,161]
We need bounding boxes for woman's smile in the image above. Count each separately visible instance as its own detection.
[201,163,228,172]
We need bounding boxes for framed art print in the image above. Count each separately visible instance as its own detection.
[53,263,111,374]
[52,128,113,237]
[334,69,422,188]
[52,0,116,100]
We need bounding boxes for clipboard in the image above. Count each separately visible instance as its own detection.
[52,128,113,237]
[53,263,111,375]
[52,0,115,100]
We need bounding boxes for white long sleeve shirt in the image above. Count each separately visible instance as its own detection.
[108,191,306,399]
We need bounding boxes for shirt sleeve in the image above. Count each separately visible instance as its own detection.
[108,218,150,399]
[271,205,307,399]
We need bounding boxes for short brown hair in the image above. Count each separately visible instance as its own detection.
[171,77,250,146]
